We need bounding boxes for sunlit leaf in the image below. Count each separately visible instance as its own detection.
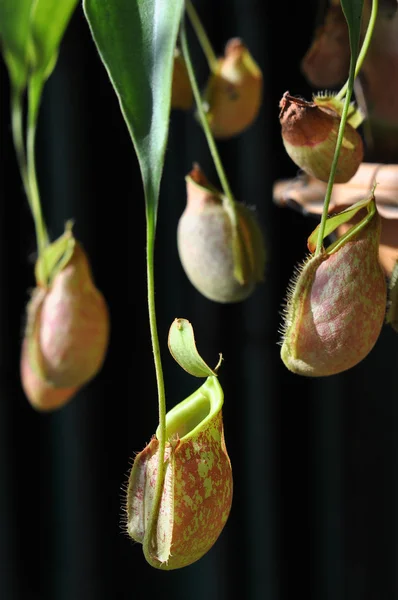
[83,0,185,223]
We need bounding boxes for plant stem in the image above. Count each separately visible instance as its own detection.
[185,0,218,73]
[315,42,358,255]
[181,18,249,284]
[336,0,378,101]
[180,19,235,207]
[27,74,49,273]
[10,86,31,201]
[142,204,167,564]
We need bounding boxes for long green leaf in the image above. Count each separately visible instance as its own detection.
[340,0,364,61]
[82,0,185,222]
[0,0,32,89]
[29,0,79,79]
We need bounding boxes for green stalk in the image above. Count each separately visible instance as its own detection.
[315,40,358,255]
[180,17,247,282]
[185,0,218,72]
[180,19,235,207]
[316,0,378,254]
[336,0,378,101]
[142,21,234,558]
[142,202,167,564]
[10,85,30,201]
[26,74,50,273]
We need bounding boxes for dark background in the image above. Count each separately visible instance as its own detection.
[1,1,398,599]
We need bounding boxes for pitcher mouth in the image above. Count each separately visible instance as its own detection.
[156,376,223,442]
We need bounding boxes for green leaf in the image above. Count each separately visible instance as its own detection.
[340,0,364,63]
[29,0,79,79]
[0,0,33,89]
[307,191,376,254]
[82,0,185,222]
[0,0,79,87]
[168,318,223,378]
